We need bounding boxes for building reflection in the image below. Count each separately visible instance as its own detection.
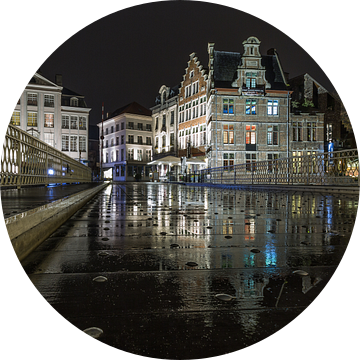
[102,184,352,330]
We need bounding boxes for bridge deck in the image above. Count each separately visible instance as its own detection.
[6,183,359,358]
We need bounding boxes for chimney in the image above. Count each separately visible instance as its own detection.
[55,74,63,86]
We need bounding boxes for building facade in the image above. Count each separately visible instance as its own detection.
[206,37,324,169]
[289,73,354,151]
[98,102,153,181]
[150,84,179,179]
[10,73,91,162]
[178,53,208,171]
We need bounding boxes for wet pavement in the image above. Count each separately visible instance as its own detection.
[21,183,358,359]
[1,183,101,219]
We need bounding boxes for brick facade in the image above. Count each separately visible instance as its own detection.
[178,53,208,159]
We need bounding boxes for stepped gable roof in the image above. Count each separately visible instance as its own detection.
[213,50,287,90]
[108,102,152,119]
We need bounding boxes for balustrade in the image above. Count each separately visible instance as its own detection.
[1,124,92,188]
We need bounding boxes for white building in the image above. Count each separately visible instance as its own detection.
[98,102,153,181]
[150,84,179,180]
[10,73,91,162]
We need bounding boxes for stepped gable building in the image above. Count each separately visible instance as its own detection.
[178,53,208,164]
[206,36,324,169]
[98,102,153,181]
[10,73,91,162]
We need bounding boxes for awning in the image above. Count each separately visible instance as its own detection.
[147,156,206,166]
[147,156,181,165]
[186,157,206,165]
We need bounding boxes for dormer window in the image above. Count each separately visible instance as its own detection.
[70,97,78,107]
[246,78,256,88]
[162,91,166,104]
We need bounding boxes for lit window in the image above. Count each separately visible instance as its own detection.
[267,100,279,115]
[223,125,234,144]
[44,132,54,147]
[246,78,256,88]
[245,99,256,115]
[44,113,54,128]
[223,99,234,114]
[246,125,256,144]
[27,112,37,126]
[10,111,20,126]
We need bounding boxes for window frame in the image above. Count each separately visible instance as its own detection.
[267,100,279,116]
[223,98,234,115]
[245,99,257,115]
[245,124,257,144]
[223,124,234,144]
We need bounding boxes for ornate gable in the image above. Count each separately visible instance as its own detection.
[232,36,270,94]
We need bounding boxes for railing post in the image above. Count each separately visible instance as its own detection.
[45,145,49,186]
[307,156,310,185]
[16,130,22,190]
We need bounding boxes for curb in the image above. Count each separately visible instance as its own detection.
[178,182,360,195]
[6,183,109,262]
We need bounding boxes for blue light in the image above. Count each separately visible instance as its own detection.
[328,141,334,152]
[48,169,54,175]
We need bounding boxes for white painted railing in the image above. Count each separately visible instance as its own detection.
[196,149,359,186]
[1,124,92,188]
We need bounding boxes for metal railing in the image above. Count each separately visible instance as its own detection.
[1,124,92,188]
[194,149,359,187]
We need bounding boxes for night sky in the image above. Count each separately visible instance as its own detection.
[37,1,334,128]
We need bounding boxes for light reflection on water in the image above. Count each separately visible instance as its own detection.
[84,183,357,308]
[24,183,358,358]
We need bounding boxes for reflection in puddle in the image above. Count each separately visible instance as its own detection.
[24,183,357,358]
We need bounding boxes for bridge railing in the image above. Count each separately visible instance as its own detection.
[1,124,92,188]
[196,149,359,186]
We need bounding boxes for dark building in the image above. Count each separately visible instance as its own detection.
[289,73,355,151]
